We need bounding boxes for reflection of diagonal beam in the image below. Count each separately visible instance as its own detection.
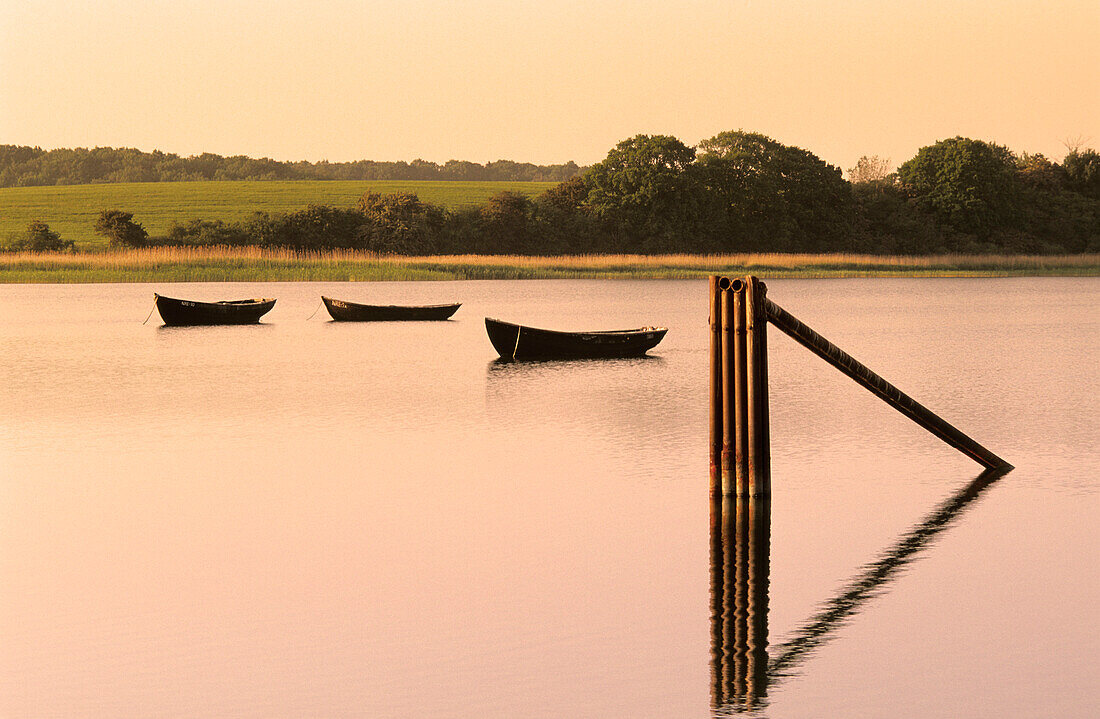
[768,466,1010,677]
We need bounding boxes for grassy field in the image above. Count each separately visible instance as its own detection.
[1,247,1096,283]
[0,180,556,250]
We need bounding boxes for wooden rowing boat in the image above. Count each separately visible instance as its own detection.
[321,296,461,321]
[485,317,667,360]
[154,294,276,326]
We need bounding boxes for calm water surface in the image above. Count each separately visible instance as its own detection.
[1,278,1097,718]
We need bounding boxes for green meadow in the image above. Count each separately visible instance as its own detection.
[0,180,556,250]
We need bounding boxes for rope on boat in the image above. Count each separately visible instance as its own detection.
[141,297,158,325]
[511,325,522,360]
[305,300,323,320]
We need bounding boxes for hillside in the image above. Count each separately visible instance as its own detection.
[0,180,555,250]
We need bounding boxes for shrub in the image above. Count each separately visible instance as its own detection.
[93,209,148,248]
[164,219,251,246]
[249,205,366,250]
[5,220,74,252]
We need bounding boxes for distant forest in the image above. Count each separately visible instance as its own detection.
[0,145,584,186]
[5,133,1100,256]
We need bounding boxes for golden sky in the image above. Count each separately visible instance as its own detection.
[2,0,1097,172]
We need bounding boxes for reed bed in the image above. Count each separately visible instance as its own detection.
[1,247,1097,283]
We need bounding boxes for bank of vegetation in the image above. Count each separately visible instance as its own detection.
[3,132,1099,262]
[1,247,1095,283]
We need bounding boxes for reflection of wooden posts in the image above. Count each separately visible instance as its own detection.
[745,496,771,703]
[710,496,771,714]
[725,498,740,697]
[710,276,771,497]
[709,500,725,707]
[711,470,1009,708]
[731,496,748,698]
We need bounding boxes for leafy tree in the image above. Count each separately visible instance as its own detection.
[479,191,535,254]
[1010,177,1100,254]
[850,182,946,254]
[7,220,74,252]
[94,210,148,248]
[1063,148,1100,199]
[583,134,708,252]
[896,137,1019,237]
[539,175,589,211]
[848,155,893,184]
[439,206,485,254]
[531,176,601,254]
[696,130,853,252]
[356,191,445,254]
[442,160,483,180]
[1014,153,1065,191]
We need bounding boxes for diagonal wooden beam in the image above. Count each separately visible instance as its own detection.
[764,298,1011,469]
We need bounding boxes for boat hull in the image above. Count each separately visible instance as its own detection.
[322,297,460,321]
[485,317,667,360]
[155,294,276,326]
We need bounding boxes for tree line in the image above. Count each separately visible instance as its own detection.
[7,132,1100,255]
[0,145,584,186]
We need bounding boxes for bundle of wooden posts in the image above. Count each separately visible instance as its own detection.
[708,275,1010,498]
[709,276,771,498]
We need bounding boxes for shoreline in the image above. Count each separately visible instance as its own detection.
[1,248,1097,283]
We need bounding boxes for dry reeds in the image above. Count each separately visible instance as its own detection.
[1,247,1097,283]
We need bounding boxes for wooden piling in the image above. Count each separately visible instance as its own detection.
[744,277,771,497]
[731,280,748,496]
[711,275,767,497]
[764,298,1011,470]
[709,276,723,496]
[754,282,771,486]
[720,285,735,495]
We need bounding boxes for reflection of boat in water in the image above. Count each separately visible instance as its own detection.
[486,355,663,374]
[485,317,667,360]
[321,296,460,321]
[711,466,1009,714]
[483,353,674,456]
[154,294,275,326]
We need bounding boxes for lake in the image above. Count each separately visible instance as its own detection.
[1,278,1097,718]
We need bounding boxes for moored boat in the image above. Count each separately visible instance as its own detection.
[321,296,461,321]
[154,294,276,326]
[485,317,667,360]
